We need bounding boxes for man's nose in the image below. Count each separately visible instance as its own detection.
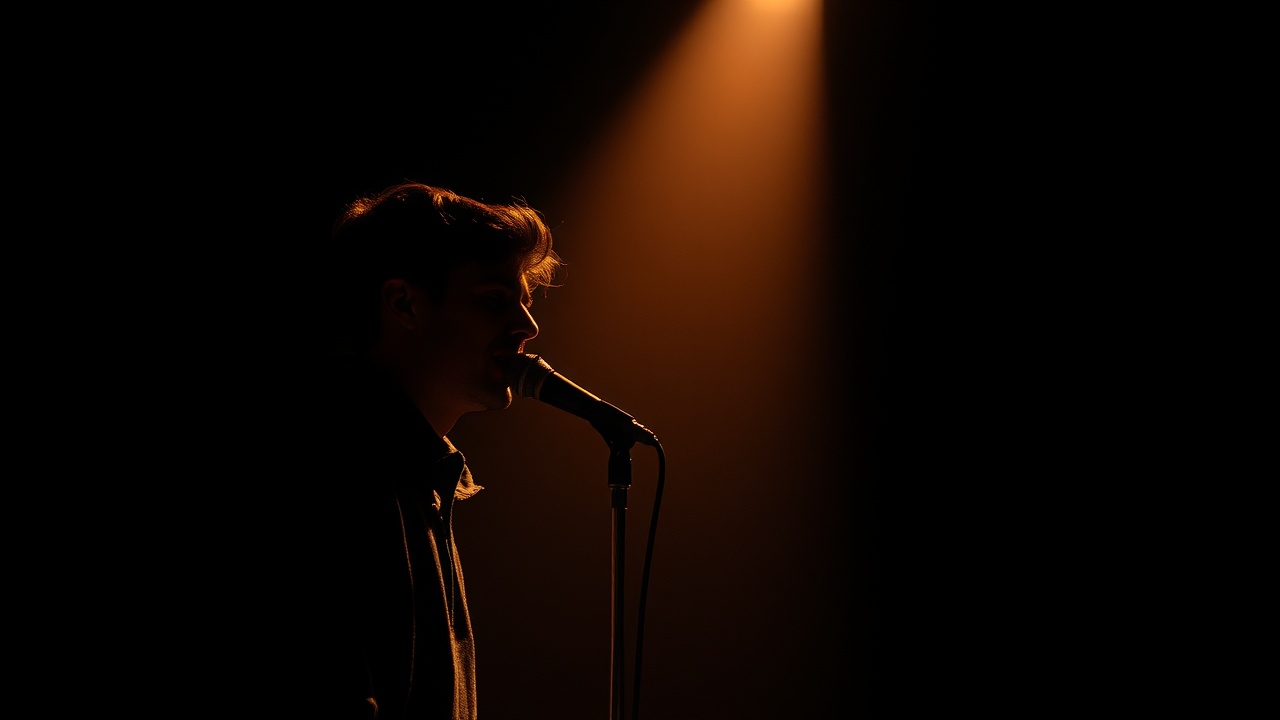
[511,305,539,341]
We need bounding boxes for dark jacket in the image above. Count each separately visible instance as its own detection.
[296,359,482,720]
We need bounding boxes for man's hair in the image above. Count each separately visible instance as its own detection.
[327,182,563,354]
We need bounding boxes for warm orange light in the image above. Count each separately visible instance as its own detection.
[533,2,840,716]
[549,0,829,413]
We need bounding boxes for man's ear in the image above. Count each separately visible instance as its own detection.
[380,278,420,330]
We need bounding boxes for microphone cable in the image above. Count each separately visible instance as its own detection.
[630,440,665,720]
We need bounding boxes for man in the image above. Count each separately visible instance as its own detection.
[294,182,563,719]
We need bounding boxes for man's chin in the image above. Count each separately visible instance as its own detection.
[484,386,514,411]
[495,389,514,411]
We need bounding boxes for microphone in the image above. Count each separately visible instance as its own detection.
[504,353,659,447]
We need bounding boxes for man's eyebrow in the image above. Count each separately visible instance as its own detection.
[474,277,533,305]
[474,277,522,292]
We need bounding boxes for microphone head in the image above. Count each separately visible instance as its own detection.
[504,353,554,399]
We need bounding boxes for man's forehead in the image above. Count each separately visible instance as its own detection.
[451,259,531,290]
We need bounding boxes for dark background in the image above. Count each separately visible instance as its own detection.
[103,1,1066,717]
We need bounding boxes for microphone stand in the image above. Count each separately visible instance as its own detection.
[605,433,634,720]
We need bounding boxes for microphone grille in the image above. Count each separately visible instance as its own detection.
[505,353,555,399]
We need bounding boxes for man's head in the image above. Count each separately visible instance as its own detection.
[329,183,561,352]
[328,182,563,431]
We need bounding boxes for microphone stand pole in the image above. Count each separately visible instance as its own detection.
[605,434,634,720]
